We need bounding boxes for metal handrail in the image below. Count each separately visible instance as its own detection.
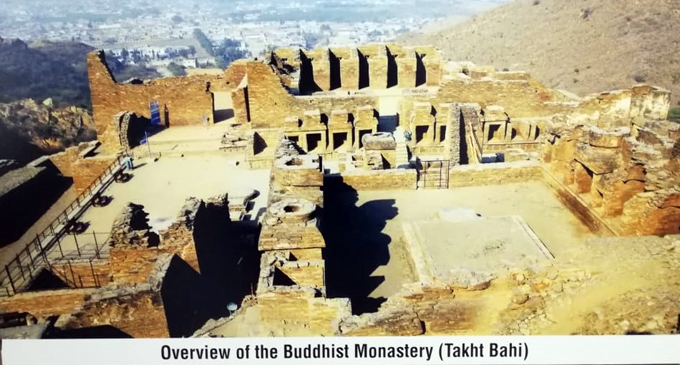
[0,153,127,297]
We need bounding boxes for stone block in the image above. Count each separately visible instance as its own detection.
[588,126,629,148]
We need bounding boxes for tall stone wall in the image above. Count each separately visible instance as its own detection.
[88,51,240,153]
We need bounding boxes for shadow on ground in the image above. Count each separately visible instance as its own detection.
[322,178,398,314]
[0,160,72,247]
[159,201,261,337]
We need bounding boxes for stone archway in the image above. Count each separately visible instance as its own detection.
[114,111,151,151]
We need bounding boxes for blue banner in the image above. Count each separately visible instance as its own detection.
[150,101,161,126]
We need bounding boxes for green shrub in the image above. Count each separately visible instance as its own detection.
[668,107,680,123]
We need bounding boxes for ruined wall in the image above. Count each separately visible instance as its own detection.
[0,288,94,318]
[448,161,544,188]
[278,261,325,287]
[109,200,201,284]
[326,169,418,191]
[341,284,481,335]
[436,79,570,119]
[50,259,111,288]
[243,61,378,129]
[109,248,165,285]
[88,51,238,152]
[49,143,117,193]
[65,287,169,338]
[257,289,351,335]
[543,116,680,236]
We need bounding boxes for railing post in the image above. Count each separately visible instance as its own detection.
[93,232,100,259]
[5,266,15,295]
[27,261,33,282]
[89,259,98,287]
[57,238,64,258]
[74,234,81,257]
[28,247,35,268]
[68,261,76,287]
[16,256,25,281]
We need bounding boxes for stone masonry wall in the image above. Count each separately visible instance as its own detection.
[448,161,543,188]
[257,289,351,336]
[49,143,117,193]
[88,51,239,152]
[65,287,169,338]
[543,115,680,236]
[341,283,481,336]
[326,169,418,191]
[50,259,111,288]
[0,288,95,318]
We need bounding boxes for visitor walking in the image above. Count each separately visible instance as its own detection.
[123,156,134,170]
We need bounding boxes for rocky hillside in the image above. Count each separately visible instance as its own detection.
[0,99,96,163]
[0,37,94,108]
[401,0,680,107]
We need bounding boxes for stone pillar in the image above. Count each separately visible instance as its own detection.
[340,49,360,90]
[444,104,462,165]
[368,46,388,89]
[397,49,417,88]
[312,49,331,91]
[423,56,442,86]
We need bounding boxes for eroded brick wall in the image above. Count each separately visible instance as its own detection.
[448,161,543,188]
[257,290,351,336]
[342,284,481,336]
[49,144,117,193]
[50,259,111,288]
[88,51,240,152]
[326,169,418,191]
[0,288,94,318]
[65,289,169,338]
[543,118,680,236]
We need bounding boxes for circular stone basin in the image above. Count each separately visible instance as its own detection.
[268,198,316,222]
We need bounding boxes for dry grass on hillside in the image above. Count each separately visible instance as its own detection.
[401,0,680,108]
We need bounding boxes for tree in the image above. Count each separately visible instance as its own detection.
[193,28,215,56]
[167,62,186,77]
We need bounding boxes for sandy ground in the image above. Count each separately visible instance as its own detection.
[353,182,596,300]
[51,155,270,261]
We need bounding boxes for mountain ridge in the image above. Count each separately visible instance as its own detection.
[400,0,680,107]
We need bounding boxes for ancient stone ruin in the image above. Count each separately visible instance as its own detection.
[0,43,678,338]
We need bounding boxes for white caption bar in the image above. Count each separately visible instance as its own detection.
[3,335,679,365]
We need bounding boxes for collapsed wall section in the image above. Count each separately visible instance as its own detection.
[542,114,680,236]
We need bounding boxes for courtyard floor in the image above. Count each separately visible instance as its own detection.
[328,181,597,304]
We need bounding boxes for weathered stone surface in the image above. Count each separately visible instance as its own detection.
[449,161,543,188]
[575,143,621,174]
[588,126,629,148]
[445,269,495,291]
[362,132,396,150]
[110,203,159,248]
